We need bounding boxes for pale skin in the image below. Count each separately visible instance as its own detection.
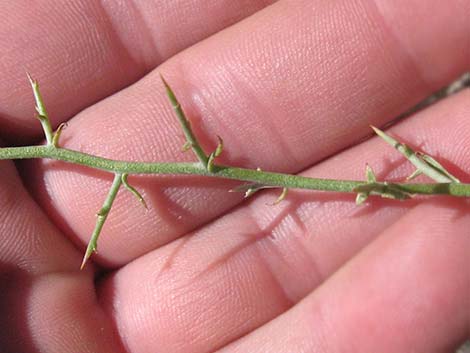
[0,1,469,352]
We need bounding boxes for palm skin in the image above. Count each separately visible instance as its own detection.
[0,1,469,352]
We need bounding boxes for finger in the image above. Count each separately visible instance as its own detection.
[27,0,470,267]
[0,159,80,274]
[0,0,274,141]
[0,158,127,351]
[1,272,128,353]
[220,201,470,353]
[97,91,470,352]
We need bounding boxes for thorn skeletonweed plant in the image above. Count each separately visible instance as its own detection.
[0,74,468,268]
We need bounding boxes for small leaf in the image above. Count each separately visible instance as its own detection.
[272,188,288,205]
[121,174,148,209]
[181,141,192,152]
[214,135,223,157]
[365,164,376,183]
[355,192,369,205]
[207,136,224,172]
[207,152,216,173]
[406,169,422,181]
[418,153,460,183]
[52,122,67,148]
[229,183,268,198]
[245,188,259,198]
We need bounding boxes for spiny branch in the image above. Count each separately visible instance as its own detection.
[27,73,54,145]
[0,74,467,269]
[81,173,123,269]
[160,75,209,167]
[161,75,224,173]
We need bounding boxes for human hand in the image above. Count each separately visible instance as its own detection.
[0,1,469,352]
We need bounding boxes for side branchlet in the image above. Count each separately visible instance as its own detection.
[371,126,460,183]
[161,75,227,174]
[160,75,209,167]
[28,73,68,148]
[81,173,123,269]
[27,73,54,145]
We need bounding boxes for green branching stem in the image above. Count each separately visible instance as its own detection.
[1,145,470,197]
[4,75,469,270]
[81,173,122,269]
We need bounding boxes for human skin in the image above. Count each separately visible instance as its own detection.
[0,0,469,352]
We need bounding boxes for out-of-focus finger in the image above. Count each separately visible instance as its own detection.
[0,0,275,141]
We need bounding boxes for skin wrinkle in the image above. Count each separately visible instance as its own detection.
[358,0,433,120]
[98,0,160,69]
[247,190,326,302]
[367,0,428,86]
[92,2,148,75]
[372,0,470,84]
[202,204,305,306]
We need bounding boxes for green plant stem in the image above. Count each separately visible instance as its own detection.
[28,74,54,145]
[371,126,459,183]
[81,173,122,269]
[1,145,470,197]
[161,75,209,166]
[12,74,468,270]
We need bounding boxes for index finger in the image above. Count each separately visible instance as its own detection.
[0,0,274,142]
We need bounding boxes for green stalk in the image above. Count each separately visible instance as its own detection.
[81,173,122,269]
[1,145,469,197]
[161,75,209,167]
[28,74,54,145]
[4,75,468,269]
